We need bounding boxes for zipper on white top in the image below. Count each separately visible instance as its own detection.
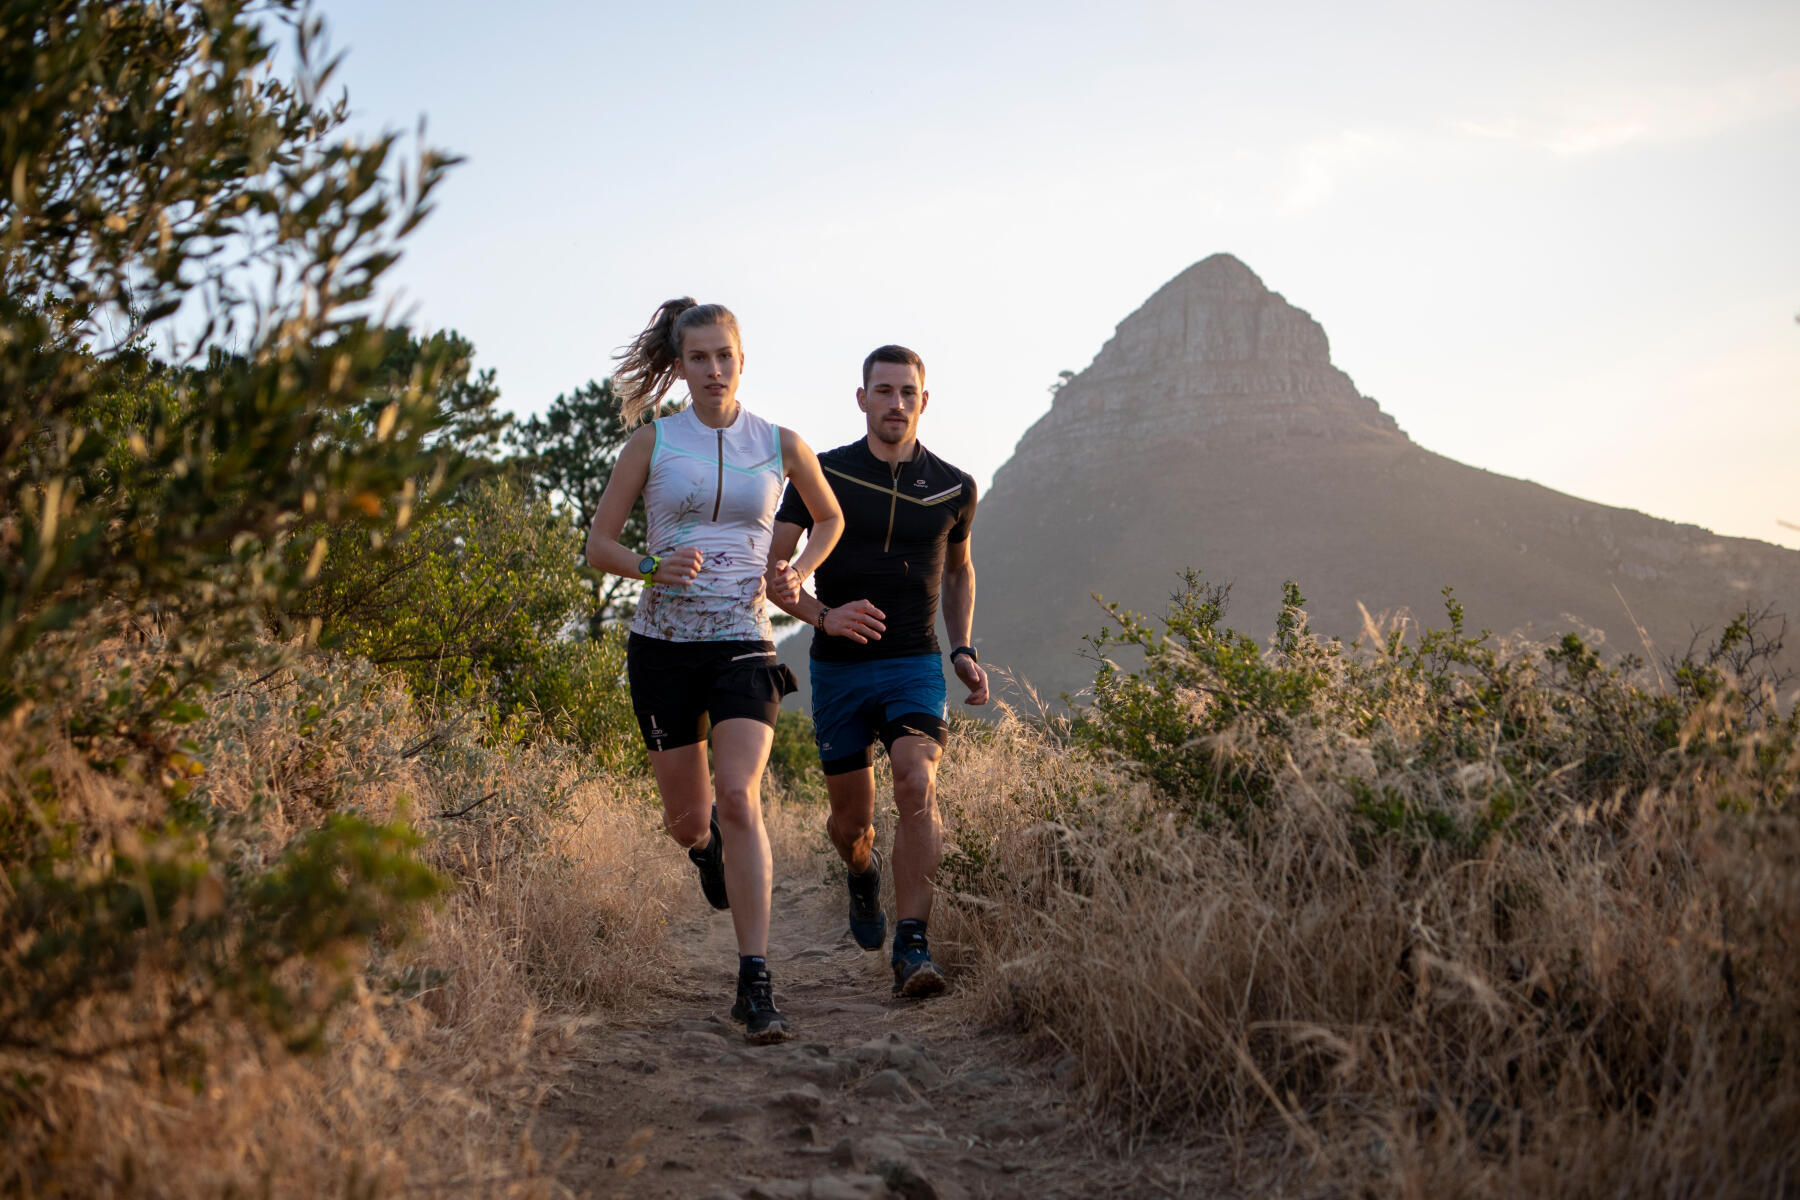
[712,429,724,521]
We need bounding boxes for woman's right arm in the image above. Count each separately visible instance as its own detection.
[585,425,700,585]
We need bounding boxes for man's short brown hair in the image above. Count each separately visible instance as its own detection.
[862,344,925,388]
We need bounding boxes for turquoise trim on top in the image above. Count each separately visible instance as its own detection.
[773,423,784,479]
[654,443,780,475]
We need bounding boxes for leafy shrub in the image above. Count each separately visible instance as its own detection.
[1078,571,1798,842]
[1,0,464,1145]
[766,707,825,797]
[291,474,637,761]
[942,570,1800,1195]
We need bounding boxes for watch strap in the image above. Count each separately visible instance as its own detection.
[951,645,978,663]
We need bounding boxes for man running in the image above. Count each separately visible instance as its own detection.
[765,344,987,997]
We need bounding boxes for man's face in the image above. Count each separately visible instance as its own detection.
[858,361,928,447]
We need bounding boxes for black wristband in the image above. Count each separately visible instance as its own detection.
[816,605,831,633]
[951,645,977,664]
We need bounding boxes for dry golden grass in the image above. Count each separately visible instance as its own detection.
[4,643,693,1198]
[933,654,1800,1197]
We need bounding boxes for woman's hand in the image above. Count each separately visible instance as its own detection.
[653,546,703,586]
[767,559,804,606]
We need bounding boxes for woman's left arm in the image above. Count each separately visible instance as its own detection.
[777,427,843,583]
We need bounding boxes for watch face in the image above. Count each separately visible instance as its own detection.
[638,556,658,576]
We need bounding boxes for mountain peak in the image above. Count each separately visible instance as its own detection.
[1165,251,1268,293]
[968,257,1800,705]
[994,257,1404,492]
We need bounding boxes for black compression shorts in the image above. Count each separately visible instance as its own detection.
[625,634,797,753]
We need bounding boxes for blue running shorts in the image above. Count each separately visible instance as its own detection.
[809,653,948,776]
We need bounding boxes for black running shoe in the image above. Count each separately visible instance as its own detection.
[730,968,791,1044]
[891,930,946,998]
[846,847,887,951]
[688,807,729,910]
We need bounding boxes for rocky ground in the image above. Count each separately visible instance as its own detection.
[534,870,1228,1199]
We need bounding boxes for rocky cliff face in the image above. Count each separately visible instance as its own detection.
[964,254,1800,703]
[997,255,1402,484]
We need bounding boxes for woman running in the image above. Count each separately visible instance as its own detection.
[586,298,842,1043]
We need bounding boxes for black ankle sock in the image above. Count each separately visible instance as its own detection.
[738,955,767,982]
[895,918,927,946]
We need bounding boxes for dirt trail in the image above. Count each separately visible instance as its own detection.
[535,869,1220,1199]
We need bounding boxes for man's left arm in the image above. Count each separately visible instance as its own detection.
[942,534,988,706]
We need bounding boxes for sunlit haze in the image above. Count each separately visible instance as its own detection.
[313,0,1799,550]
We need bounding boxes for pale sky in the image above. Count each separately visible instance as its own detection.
[313,0,1799,550]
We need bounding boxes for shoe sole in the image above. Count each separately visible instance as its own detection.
[744,1020,791,1045]
[895,961,946,999]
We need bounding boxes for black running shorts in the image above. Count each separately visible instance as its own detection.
[625,634,798,753]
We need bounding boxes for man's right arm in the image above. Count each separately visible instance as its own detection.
[766,521,886,644]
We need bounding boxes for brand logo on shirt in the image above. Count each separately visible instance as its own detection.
[913,479,928,487]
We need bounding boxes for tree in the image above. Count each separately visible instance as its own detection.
[509,380,675,629]
[1,0,466,714]
[0,0,469,1109]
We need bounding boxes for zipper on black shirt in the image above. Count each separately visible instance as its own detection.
[884,460,899,552]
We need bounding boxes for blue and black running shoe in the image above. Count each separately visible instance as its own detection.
[730,967,791,1044]
[891,926,945,998]
[688,806,729,910]
[847,847,887,950]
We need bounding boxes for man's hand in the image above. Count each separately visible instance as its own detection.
[823,600,885,644]
[953,653,989,706]
[766,559,803,606]
[653,546,702,586]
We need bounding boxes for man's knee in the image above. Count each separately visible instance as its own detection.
[827,810,874,851]
[890,743,941,805]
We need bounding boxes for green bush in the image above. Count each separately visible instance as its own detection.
[1077,571,1799,840]
[291,474,638,761]
[767,707,825,797]
[0,0,463,1103]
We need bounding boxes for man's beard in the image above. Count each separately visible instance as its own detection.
[873,420,911,445]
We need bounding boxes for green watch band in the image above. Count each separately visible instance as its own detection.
[637,554,660,583]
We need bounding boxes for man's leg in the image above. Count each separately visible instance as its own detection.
[887,735,944,923]
[824,767,877,873]
[826,763,887,950]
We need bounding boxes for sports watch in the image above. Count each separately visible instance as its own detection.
[951,645,978,664]
[637,554,660,583]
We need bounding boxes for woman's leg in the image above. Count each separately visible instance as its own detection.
[709,717,775,956]
[648,741,713,849]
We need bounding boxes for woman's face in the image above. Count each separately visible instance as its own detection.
[676,323,743,408]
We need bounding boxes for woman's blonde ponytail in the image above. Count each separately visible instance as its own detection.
[613,298,741,428]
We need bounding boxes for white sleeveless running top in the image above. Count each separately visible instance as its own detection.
[631,404,784,643]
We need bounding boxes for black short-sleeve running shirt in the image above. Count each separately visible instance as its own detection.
[775,439,977,663]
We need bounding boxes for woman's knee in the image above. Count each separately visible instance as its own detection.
[713,781,762,829]
[665,805,711,848]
